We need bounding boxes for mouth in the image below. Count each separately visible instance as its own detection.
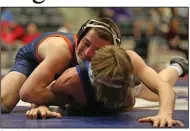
[76,52,85,63]
[78,52,85,60]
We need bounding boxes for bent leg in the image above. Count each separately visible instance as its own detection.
[136,57,188,101]
[136,67,179,101]
[1,71,27,113]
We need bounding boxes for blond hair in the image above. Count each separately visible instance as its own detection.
[91,45,133,109]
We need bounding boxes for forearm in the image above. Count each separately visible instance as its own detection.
[158,84,176,116]
[135,85,159,102]
[29,92,61,109]
[22,87,54,105]
[29,84,71,107]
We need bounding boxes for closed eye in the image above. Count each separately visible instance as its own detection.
[84,42,90,47]
[83,38,91,47]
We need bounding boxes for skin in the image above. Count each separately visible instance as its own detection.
[76,29,111,61]
[1,27,184,127]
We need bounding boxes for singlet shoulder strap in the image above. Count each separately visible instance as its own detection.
[76,61,97,108]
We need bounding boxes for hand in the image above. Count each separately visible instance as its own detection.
[138,115,184,128]
[26,105,62,119]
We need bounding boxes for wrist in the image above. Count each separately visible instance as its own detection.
[158,111,173,117]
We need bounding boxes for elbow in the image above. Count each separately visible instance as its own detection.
[19,88,31,103]
[20,86,49,105]
[19,87,36,103]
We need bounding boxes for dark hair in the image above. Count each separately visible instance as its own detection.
[77,17,121,46]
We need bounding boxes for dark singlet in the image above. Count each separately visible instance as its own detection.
[10,32,78,78]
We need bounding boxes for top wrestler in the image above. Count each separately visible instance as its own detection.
[1,18,123,112]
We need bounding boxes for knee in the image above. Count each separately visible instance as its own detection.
[1,97,12,113]
[1,104,11,113]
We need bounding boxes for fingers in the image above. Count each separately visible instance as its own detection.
[159,119,166,128]
[176,120,184,127]
[167,120,173,128]
[139,116,185,128]
[55,112,62,119]
[158,119,185,128]
[26,108,39,120]
[25,110,30,119]
[172,120,184,127]
[153,119,160,127]
[26,107,62,120]
[32,108,39,119]
[138,117,152,123]
[138,117,161,127]
[47,110,62,119]
[40,110,47,119]
[26,108,35,119]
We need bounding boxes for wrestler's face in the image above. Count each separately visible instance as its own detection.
[76,29,112,61]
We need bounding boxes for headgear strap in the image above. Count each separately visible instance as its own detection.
[88,63,124,89]
[78,19,121,46]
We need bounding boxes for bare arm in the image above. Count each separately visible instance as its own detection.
[50,67,85,105]
[19,39,72,105]
[135,85,159,102]
[126,50,176,117]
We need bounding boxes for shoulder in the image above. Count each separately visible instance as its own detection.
[39,32,75,49]
[125,50,139,59]
[125,50,147,74]
[54,67,82,94]
[37,36,73,73]
[41,36,72,58]
[42,36,69,48]
[57,68,80,86]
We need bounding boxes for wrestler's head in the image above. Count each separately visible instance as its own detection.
[76,18,121,62]
[90,45,134,109]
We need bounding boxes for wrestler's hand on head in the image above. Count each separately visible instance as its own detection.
[138,114,184,128]
[26,105,62,119]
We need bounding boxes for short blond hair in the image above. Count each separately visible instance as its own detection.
[91,45,133,109]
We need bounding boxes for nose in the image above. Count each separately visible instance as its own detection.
[84,48,95,60]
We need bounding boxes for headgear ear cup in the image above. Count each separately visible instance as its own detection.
[77,20,91,44]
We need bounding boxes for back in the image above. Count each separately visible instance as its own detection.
[12,31,78,78]
[19,32,77,63]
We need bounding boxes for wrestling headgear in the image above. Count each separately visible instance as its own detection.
[77,19,121,46]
